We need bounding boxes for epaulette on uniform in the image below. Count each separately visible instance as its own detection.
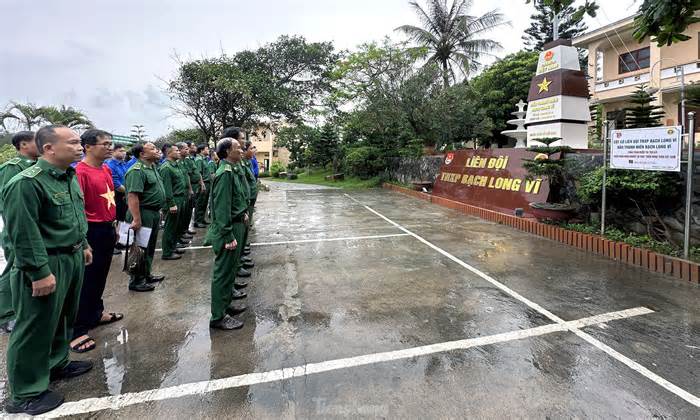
[224,165,232,172]
[20,165,42,178]
[4,157,21,166]
[132,162,143,170]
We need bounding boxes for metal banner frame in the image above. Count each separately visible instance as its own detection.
[601,112,696,259]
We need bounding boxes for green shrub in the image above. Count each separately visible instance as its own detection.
[344,146,385,179]
[270,161,286,178]
[578,167,681,207]
[259,171,270,178]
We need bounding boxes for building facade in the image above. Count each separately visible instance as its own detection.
[248,126,290,172]
[573,16,700,132]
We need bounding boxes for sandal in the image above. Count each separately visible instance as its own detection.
[98,312,124,326]
[70,336,96,353]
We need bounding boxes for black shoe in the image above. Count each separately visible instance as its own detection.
[231,289,247,299]
[243,249,251,256]
[129,282,156,292]
[226,302,248,315]
[176,243,188,249]
[242,261,254,269]
[194,223,207,228]
[50,360,93,381]
[5,390,64,415]
[178,238,191,244]
[181,234,193,240]
[237,268,251,278]
[244,245,251,252]
[241,255,252,263]
[162,254,182,260]
[210,314,244,330]
[187,229,196,235]
[174,249,186,255]
[147,274,165,283]
[234,280,248,289]
[112,249,122,255]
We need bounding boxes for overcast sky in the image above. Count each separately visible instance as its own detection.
[0,0,639,138]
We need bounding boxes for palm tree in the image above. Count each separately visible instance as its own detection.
[397,0,509,88]
[40,105,93,130]
[0,102,45,131]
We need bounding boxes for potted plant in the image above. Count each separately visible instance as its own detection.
[522,137,577,221]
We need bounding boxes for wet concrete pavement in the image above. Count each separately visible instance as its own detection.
[0,183,698,418]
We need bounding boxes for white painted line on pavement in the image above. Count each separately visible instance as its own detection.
[154,233,411,252]
[40,307,652,418]
[344,193,700,408]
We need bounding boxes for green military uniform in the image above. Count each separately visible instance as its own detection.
[124,160,166,286]
[2,159,88,403]
[240,159,258,253]
[0,156,36,324]
[194,155,212,225]
[158,160,187,257]
[176,160,193,240]
[205,160,247,322]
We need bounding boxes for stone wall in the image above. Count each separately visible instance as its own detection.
[386,156,444,185]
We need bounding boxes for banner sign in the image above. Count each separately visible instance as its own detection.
[433,149,550,216]
[610,126,682,172]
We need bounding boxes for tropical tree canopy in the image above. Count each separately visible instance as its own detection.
[396,0,508,87]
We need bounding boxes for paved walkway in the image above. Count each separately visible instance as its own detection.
[0,185,698,418]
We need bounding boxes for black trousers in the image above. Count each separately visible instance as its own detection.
[73,222,116,339]
[115,191,127,222]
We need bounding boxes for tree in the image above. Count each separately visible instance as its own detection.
[397,0,508,88]
[625,85,665,128]
[633,0,700,47]
[308,124,342,171]
[40,105,92,130]
[523,0,589,51]
[275,124,320,168]
[469,51,539,146]
[1,103,45,131]
[169,35,337,139]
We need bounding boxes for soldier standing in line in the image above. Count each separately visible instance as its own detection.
[0,131,38,334]
[187,142,204,230]
[221,127,252,280]
[206,138,248,330]
[176,142,196,244]
[159,144,188,261]
[240,141,257,270]
[124,142,166,292]
[194,144,212,228]
[3,125,93,415]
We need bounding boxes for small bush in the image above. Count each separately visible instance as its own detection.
[270,161,286,178]
[344,146,385,179]
[258,171,270,178]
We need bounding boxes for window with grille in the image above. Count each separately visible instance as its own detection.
[618,47,650,74]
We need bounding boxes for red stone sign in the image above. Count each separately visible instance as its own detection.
[432,149,550,216]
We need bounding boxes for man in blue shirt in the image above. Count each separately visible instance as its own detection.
[106,145,129,254]
[251,147,259,179]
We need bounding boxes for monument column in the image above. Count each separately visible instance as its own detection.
[525,39,591,149]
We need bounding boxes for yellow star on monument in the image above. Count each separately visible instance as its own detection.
[537,77,552,93]
[100,184,116,209]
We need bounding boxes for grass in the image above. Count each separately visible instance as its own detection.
[263,169,382,189]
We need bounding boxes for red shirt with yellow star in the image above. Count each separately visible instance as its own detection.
[76,161,117,223]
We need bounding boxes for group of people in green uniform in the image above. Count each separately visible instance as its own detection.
[0,125,261,414]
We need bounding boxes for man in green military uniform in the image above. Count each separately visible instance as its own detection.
[194,144,212,228]
[3,125,93,415]
[176,142,197,243]
[0,131,39,334]
[239,141,258,271]
[206,139,248,330]
[158,144,187,261]
[125,142,166,292]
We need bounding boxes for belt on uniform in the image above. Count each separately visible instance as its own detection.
[46,242,83,255]
[142,205,161,211]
